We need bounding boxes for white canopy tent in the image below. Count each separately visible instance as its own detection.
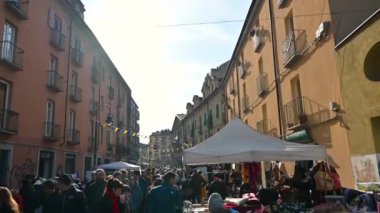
[182,118,327,165]
[97,161,141,170]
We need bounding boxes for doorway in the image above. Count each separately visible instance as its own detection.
[38,151,54,178]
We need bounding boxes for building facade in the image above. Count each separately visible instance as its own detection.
[171,61,229,164]
[222,0,380,188]
[336,10,380,189]
[148,130,172,168]
[0,0,139,187]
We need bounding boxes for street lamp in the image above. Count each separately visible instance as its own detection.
[93,105,113,170]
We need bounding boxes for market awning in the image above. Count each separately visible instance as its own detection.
[285,129,313,144]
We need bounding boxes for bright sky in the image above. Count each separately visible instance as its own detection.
[82,0,252,142]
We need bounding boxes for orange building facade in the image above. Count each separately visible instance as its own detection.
[0,0,139,188]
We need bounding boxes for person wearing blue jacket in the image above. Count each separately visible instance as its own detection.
[146,172,183,213]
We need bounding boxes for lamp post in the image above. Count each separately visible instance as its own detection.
[93,105,113,170]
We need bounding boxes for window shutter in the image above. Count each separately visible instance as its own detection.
[48,8,55,28]
[61,21,66,36]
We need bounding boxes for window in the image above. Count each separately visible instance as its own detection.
[64,153,76,174]
[259,57,264,74]
[371,116,380,152]
[48,55,58,86]
[90,120,95,139]
[285,10,294,36]
[71,71,78,86]
[216,104,219,118]
[50,55,58,71]
[364,42,380,81]
[0,80,9,111]
[84,156,92,179]
[48,9,63,31]
[45,100,55,135]
[69,110,76,130]
[2,22,17,62]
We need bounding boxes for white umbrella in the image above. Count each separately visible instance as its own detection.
[97,161,141,170]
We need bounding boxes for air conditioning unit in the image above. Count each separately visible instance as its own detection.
[315,22,330,40]
[277,0,287,8]
[238,65,247,79]
[252,27,264,52]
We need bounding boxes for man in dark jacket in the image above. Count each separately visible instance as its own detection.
[85,169,106,212]
[58,174,88,213]
[41,179,63,213]
[190,170,206,204]
[146,172,183,213]
[208,174,227,199]
[19,176,38,213]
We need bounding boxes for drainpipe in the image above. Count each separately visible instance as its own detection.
[93,56,102,170]
[236,65,242,119]
[269,0,285,139]
[61,17,73,146]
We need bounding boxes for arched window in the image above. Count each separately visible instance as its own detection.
[364,42,380,81]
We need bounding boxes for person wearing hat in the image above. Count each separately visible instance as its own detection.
[40,179,63,213]
[208,174,227,200]
[57,174,88,213]
[85,169,106,212]
[146,172,183,213]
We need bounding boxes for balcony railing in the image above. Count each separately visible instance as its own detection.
[0,109,19,134]
[67,129,80,145]
[89,99,98,116]
[252,28,264,52]
[109,86,114,99]
[0,41,24,70]
[47,71,63,92]
[257,119,277,137]
[71,48,83,66]
[283,96,331,130]
[4,0,28,20]
[70,85,82,103]
[91,66,99,83]
[282,30,307,68]
[256,72,268,97]
[242,96,250,113]
[43,122,60,141]
[50,28,65,51]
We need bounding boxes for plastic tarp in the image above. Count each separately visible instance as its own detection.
[182,118,327,165]
[97,161,141,170]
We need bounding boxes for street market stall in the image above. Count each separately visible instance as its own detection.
[97,161,141,170]
[182,118,330,212]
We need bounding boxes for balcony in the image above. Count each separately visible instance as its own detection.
[47,71,63,92]
[257,119,277,137]
[256,72,268,97]
[67,129,80,145]
[252,28,264,52]
[242,96,250,114]
[0,41,24,70]
[91,66,99,83]
[283,96,331,131]
[4,0,28,20]
[282,30,307,68]
[108,86,114,99]
[89,99,98,116]
[50,28,65,51]
[71,48,83,66]
[88,136,96,152]
[0,109,19,134]
[43,122,60,141]
[70,85,82,103]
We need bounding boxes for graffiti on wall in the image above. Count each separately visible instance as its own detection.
[9,159,37,189]
[352,155,380,183]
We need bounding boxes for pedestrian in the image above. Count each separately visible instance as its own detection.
[119,169,129,185]
[191,170,207,204]
[208,174,227,200]
[19,176,38,213]
[128,173,143,213]
[57,174,88,213]
[0,186,20,213]
[113,171,122,181]
[96,178,126,213]
[146,172,183,213]
[41,179,63,213]
[85,169,106,212]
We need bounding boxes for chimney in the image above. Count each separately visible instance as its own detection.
[186,103,194,114]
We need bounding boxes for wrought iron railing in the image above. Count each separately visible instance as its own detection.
[282,30,307,67]
[70,85,82,102]
[67,129,80,145]
[89,99,98,115]
[44,122,60,141]
[283,96,331,129]
[47,71,63,91]
[256,72,268,97]
[0,41,24,70]
[257,119,277,136]
[50,28,65,50]
[0,109,19,134]
[4,0,28,20]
